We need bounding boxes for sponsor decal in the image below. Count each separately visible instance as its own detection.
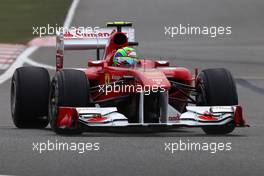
[169,114,181,121]
[112,75,121,80]
[64,30,110,39]
[197,111,218,121]
[152,78,163,85]
[87,116,107,123]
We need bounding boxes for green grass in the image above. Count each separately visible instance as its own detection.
[0,0,72,43]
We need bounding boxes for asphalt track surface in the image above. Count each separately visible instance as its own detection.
[1,0,264,175]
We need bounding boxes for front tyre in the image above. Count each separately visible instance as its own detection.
[11,67,50,128]
[49,69,90,135]
[196,68,238,135]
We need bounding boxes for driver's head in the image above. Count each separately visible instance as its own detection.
[113,47,139,67]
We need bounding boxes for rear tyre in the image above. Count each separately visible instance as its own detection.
[11,67,50,128]
[49,69,90,134]
[196,68,238,135]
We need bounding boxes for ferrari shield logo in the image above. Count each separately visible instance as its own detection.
[105,73,110,84]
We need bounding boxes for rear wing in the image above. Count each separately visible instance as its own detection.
[56,27,136,50]
[56,22,138,71]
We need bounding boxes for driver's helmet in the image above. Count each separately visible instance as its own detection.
[113,47,139,67]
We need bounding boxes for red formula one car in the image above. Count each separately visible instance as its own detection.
[11,22,247,135]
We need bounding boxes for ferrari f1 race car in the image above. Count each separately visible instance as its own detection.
[10,22,247,135]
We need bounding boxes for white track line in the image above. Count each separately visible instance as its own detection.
[0,44,35,78]
[63,0,80,28]
[0,0,80,84]
[25,57,56,70]
[0,46,39,84]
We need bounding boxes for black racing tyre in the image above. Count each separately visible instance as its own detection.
[11,67,50,128]
[49,69,90,134]
[196,68,238,135]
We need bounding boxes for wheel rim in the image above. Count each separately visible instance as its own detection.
[49,81,58,120]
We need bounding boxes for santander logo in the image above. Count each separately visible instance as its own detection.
[87,116,107,123]
[197,111,218,121]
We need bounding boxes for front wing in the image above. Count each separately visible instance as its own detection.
[56,105,246,129]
